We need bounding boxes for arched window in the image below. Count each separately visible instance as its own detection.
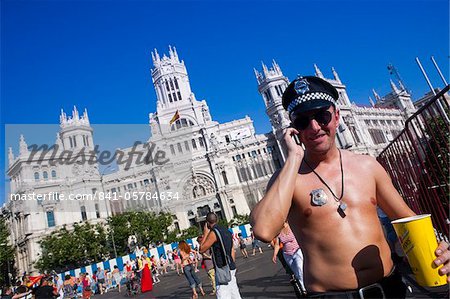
[95,204,100,218]
[81,206,87,221]
[34,172,40,182]
[43,171,48,181]
[51,170,57,178]
[165,80,170,91]
[46,210,55,227]
[171,118,195,131]
[221,171,229,185]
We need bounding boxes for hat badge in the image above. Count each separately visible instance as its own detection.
[294,78,309,96]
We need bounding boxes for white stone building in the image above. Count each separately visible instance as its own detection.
[5,108,110,273]
[5,47,417,274]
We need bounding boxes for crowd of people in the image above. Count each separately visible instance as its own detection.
[2,222,261,299]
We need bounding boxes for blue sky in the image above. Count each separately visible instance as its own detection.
[1,0,448,202]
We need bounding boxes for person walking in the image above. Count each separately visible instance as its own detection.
[96,268,105,295]
[138,255,153,293]
[250,228,263,255]
[80,274,92,299]
[199,212,242,299]
[159,254,168,275]
[272,222,306,294]
[33,276,58,299]
[111,266,122,293]
[237,233,248,258]
[197,235,216,295]
[54,276,63,299]
[62,275,76,299]
[179,241,205,299]
[173,249,183,275]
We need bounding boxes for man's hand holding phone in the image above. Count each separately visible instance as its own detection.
[283,126,304,160]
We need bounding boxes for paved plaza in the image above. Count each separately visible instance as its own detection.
[96,248,448,299]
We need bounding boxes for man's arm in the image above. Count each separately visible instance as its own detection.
[271,237,280,264]
[250,128,304,242]
[374,157,450,281]
[372,158,415,219]
[199,224,217,254]
[231,245,236,262]
[12,290,32,299]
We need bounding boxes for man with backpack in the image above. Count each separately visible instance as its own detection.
[199,212,242,299]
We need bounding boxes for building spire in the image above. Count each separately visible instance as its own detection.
[169,45,174,58]
[272,59,282,75]
[261,61,269,77]
[8,147,14,165]
[398,80,406,92]
[72,106,79,120]
[390,79,400,94]
[172,46,178,59]
[372,89,381,101]
[19,134,29,156]
[152,48,161,64]
[314,64,324,78]
[83,108,90,124]
[332,67,341,83]
[55,132,63,148]
[60,108,67,125]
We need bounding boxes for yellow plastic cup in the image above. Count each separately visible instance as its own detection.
[391,214,447,287]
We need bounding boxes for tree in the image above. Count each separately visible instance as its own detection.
[0,216,15,286]
[108,211,176,255]
[35,222,110,273]
[35,211,183,272]
[228,214,250,227]
[176,226,201,242]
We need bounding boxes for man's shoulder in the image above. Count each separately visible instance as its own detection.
[213,225,230,234]
[342,150,377,168]
[213,225,232,240]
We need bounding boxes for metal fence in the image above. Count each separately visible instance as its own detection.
[377,86,449,237]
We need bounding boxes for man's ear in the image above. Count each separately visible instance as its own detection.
[334,107,340,128]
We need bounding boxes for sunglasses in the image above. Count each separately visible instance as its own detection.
[292,110,333,130]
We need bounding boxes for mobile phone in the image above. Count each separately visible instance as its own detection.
[292,134,302,146]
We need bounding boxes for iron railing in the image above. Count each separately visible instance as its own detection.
[377,86,449,237]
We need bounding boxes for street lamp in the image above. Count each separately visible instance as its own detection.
[99,165,118,258]
[150,167,162,211]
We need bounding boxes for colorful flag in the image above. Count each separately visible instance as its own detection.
[27,275,44,287]
[169,110,180,125]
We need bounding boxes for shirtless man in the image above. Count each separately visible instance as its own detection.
[250,75,450,298]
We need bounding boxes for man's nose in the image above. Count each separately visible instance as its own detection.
[308,118,321,131]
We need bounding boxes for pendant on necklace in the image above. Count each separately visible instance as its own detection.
[310,189,328,206]
[337,202,347,218]
[339,202,347,212]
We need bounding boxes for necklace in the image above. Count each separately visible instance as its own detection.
[304,150,346,215]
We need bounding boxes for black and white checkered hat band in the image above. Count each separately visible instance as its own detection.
[287,92,335,113]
